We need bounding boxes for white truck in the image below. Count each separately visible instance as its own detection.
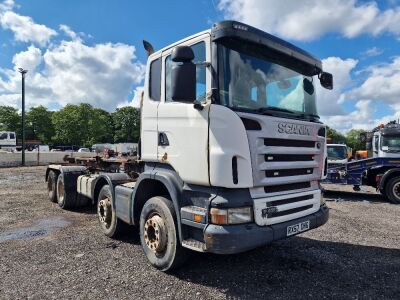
[45,21,333,271]
[0,131,16,151]
[327,144,349,166]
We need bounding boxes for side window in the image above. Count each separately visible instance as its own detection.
[0,133,7,140]
[149,58,161,101]
[9,133,15,139]
[165,41,206,102]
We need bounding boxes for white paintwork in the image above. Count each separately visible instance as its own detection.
[156,33,211,185]
[253,190,320,226]
[0,131,16,151]
[77,175,98,199]
[209,105,253,188]
[141,56,159,162]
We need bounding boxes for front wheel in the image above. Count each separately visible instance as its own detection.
[140,197,189,271]
[385,177,400,204]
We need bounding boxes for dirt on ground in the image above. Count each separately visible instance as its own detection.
[0,166,399,299]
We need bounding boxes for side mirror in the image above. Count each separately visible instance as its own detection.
[366,141,372,151]
[319,72,333,90]
[171,46,196,102]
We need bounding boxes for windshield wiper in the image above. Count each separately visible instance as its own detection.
[256,107,296,115]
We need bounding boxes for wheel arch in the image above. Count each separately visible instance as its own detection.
[132,166,184,241]
[379,168,400,191]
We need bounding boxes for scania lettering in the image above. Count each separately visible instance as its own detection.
[45,21,332,271]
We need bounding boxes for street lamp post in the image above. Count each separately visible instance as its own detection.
[18,68,28,166]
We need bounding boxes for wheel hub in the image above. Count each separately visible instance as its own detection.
[393,182,400,199]
[144,215,167,253]
[98,198,112,228]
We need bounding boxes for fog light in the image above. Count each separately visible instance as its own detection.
[210,207,253,225]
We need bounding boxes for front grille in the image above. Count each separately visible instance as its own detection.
[264,182,311,194]
[267,204,313,218]
[264,138,315,148]
[267,194,313,207]
[266,168,313,177]
[264,154,314,162]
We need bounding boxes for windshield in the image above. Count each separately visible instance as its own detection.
[381,135,400,152]
[218,43,318,120]
[327,146,347,160]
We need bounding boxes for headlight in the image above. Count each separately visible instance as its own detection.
[210,207,253,225]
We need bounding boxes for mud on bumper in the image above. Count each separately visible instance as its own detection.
[203,204,329,254]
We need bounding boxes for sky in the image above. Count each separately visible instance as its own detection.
[0,0,399,133]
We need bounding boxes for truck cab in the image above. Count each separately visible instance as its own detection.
[0,131,16,151]
[46,21,333,271]
[327,144,349,166]
[371,124,400,158]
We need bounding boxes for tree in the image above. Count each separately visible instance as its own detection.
[346,129,366,151]
[112,107,140,143]
[326,127,346,144]
[52,103,114,147]
[0,106,20,134]
[26,105,55,143]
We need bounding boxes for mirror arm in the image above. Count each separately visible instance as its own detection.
[193,100,204,111]
[195,61,211,67]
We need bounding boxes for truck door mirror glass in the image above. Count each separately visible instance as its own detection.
[366,141,372,150]
[319,72,333,90]
[303,78,314,95]
[171,46,196,102]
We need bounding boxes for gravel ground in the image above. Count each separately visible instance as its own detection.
[0,166,399,299]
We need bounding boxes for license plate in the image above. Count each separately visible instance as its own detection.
[287,220,310,236]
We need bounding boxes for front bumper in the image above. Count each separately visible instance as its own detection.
[203,204,329,254]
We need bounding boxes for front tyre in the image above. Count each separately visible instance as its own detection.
[140,196,189,271]
[385,177,400,204]
[97,185,126,238]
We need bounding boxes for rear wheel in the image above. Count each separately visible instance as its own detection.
[97,185,126,238]
[385,177,400,204]
[139,196,189,271]
[47,170,58,203]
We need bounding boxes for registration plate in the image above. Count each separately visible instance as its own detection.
[287,220,310,236]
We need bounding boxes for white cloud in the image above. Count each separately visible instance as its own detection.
[361,47,384,58]
[316,57,358,116]
[59,24,79,41]
[348,57,400,108]
[321,56,400,132]
[117,86,144,109]
[0,39,145,111]
[0,10,57,46]
[218,0,400,41]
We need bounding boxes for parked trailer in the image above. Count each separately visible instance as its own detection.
[45,20,334,271]
[323,157,400,204]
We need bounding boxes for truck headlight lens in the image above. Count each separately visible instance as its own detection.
[210,207,253,225]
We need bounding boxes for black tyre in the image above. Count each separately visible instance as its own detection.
[47,170,58,203]
[57,174,87,209]
[385,177,400,204]
[140,196,189,271]
[97,185,126,238]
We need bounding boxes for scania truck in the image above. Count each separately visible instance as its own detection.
[45,21,333,271]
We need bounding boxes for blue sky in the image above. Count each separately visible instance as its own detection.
[0,0,399,132]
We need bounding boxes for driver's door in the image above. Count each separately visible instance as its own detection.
[157,34,211,185]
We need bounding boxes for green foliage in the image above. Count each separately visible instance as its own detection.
[0,106,20,134]
[52,104,115,147]
[326,127,346,144]
[112,106,140,143]
[346,129,366,151]
[25,105,55,143]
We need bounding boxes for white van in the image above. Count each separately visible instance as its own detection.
[0,131,16,151]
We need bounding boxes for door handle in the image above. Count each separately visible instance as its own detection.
[158,132,169,146]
